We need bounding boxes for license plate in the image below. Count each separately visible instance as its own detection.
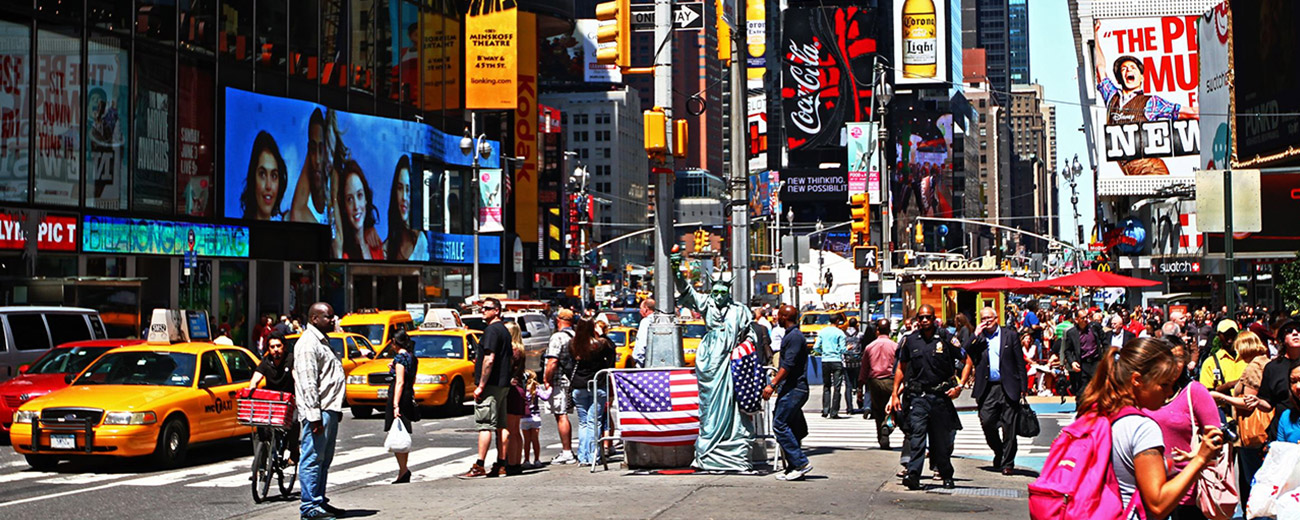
[50,434,75,450]
[376,388,388,399]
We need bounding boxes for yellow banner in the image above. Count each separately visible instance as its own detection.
[514,11,538,242]
[465,5,517,109]
[421,11,461,111]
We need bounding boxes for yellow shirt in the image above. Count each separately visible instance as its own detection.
[1199,349,1247,391]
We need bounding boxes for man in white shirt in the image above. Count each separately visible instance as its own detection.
[632,298,656,367]
[294,302,347,520]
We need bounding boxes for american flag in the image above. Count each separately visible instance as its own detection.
[731,339,764,414]
[613,370,699,446]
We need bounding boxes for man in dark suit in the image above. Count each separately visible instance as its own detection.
[964,307,1026,475]
[1105,314,1136,351]
[1060,309,1088,397]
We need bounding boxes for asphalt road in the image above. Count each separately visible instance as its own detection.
[0,403,549,520]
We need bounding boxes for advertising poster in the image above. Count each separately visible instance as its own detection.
[0,21,29,202]
[465,1,517,110]
[0,213,78,251]
[34,29,81,205]
[85,35,130,211]
[478,168,504,232]
[134,53,174,213]
[780,168,846,202]
[1198,2,1232,171]
[1145,199,1200,257]
[539,19,621,85]
[421,5,461,110]
[389,0,421,105]
[892,0,948,86]
[744,0,766,174]
[1088,16,1200,181]
[889,108,954,222]
[515,11,538,243]
[748,170,773,218]
[81,216,249,257]
[224,88,498,262]
[1230,0,1300,167]
[846,122,880,202]
[781,6,879,151]
[177,62,214,217]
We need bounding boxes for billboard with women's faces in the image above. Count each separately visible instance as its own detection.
[223,88,498,262]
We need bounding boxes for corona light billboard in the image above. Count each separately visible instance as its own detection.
[892,0,948,86]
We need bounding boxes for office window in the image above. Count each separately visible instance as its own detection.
[137,0,177,42]
[602,148,611,159]
[256,0,288,74]
[35,26,82,205]
[350,0,377,93]
[0,21,30,203]
[180,0,216,54]
[578,148,588,159]
[220,0,254,63]
[87,0,132,34]
[289,0,320,80]
[321,0,348,89]
[390,1,421,104]
[85,32,131,211]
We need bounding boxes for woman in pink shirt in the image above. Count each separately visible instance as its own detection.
[1145,336,1222,520]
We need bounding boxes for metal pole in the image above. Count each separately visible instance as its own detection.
[1225,168,1235,318]
[729,4,749,306]
[645,0,681,367]
[472,113,480,300]
[580,166,588,312]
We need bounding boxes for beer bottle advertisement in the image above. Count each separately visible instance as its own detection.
[892,0,946,86]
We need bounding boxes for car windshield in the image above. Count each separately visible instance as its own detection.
[341,324,385,345]
[379,335,465,359]
[462,317,486,331]
[607,330,628,347]
[26,346,115,375]
[682,324,707,338]
[615,310,640,327]
[327,338,346,358]
[74,351,197,387]
[802,314,837,325]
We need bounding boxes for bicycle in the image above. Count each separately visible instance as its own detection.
[237,388,297,503]
[251,425,296,503]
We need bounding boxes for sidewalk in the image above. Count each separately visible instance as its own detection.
[236,446,1034,520]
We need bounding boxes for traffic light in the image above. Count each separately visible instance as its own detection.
[914,222,924,246]
[673,118,688,159]
[849,193,870,245]
[693,229,707,253]
[644,108,667,156]
[716,0,732,65]
[595,0,630,67]
[766,283,784,295]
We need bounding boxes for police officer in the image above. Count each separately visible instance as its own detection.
[886,304,971,490]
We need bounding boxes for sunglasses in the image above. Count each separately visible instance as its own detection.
[916,314,935,321]
[484,306,500,311]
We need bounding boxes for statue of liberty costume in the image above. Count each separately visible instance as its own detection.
[671,252,757,472]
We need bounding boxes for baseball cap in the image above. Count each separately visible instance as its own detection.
[556,308,575,321]
[1216,319,1239,334]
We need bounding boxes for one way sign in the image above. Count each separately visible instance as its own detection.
[631,2,705,32]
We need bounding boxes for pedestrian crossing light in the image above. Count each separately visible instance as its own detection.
[849,193,870,245]
[595,0,631,67]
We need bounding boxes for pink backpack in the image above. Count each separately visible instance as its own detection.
[1028,408,1146,520]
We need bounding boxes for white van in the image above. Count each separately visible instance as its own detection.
[0,307,108,381]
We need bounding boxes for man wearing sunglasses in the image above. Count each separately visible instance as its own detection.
[886,304,970,490]
[459,298,513,479]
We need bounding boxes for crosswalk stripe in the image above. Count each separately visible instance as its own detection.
[35,473,130,485]
[126,459,253,487]
[185,446,389,488]
[328,447,466,486]
[0,472,59,484]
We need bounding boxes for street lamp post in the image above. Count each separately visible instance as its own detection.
[571,164,590,311]
[461,114,493,301]
[1062,156,1083,246]
[787,207,796,309]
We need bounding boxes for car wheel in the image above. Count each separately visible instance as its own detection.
[443,379,465,413]
[24,454,59,471]
[350,406,374,419]
[151,416,189,468]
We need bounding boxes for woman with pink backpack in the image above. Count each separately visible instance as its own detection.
[1029,337,1225,520]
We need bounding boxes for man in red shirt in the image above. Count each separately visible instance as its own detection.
[860,318,898,449]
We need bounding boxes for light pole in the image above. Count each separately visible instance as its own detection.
[787,207,796,309]
[460,115,493,301]
[571,163,590,311]
[1061,155,1083,246]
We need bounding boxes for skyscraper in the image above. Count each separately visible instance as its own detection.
[962,0,1011,105]
[1007,0,1030,85]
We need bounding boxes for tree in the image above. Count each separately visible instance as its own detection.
[1278,252,1300,313]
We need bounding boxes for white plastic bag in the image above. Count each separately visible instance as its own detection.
[1247,442,1300,519]
[384,420,412,454]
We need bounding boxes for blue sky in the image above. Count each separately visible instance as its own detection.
[1029,1,1093,245]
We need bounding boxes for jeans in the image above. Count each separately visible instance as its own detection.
[821,361,845,416]
[843,363,861,411]
[773,387,810,469]
[299,410,342,516]
[573,387,607,464]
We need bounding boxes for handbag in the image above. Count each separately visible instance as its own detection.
[1236,402,1274,449]
[1187,386,1239,520]
[384,420,412,453]
[1016,394,1040,438]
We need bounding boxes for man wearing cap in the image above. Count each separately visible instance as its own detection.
[543,308,577,465]
[1200,319,1246,401]
[1200,319,1240,376]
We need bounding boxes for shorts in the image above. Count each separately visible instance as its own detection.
[474,385,510,431]
[541,379,574,415]
[521,414,542,431]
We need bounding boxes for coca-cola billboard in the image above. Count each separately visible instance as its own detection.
[781,6,880,152]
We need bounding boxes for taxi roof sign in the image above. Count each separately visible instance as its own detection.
[147,309,211,345]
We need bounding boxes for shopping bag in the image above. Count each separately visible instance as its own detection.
[384,421,412,454]
[1246,442,1300,519]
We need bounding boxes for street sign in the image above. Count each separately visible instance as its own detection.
[853,246,879,270]
[631,2,704,32]
[880,273,897,294]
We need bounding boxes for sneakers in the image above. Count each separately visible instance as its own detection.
[301,509,335,520]
[523,460,543,470]
[550,451,577,465]
[456,463,488,479]
[487,461,507,477]
[775,463,813,481]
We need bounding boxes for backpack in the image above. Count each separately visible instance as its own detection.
[1028,408,1146,520]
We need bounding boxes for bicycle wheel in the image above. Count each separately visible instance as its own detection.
[276,430,297,497]
[251,436,272,504]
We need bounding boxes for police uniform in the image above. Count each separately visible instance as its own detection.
[898,328,965,482]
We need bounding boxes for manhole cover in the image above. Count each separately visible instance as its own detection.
[892,498,993,513]
[928,487,1025,499]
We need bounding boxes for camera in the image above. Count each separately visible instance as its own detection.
[1219,420,1239,445]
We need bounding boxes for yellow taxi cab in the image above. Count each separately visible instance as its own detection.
[800,310,846,347]
[285,331,375,374]
[9,340,260,470]
[338,310,415,354]
[680,320,705,367]
[607,326,638,368]
[343,325,479,418]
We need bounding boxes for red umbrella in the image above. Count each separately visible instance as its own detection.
[1027,269,1162,289]
[956,277,1067,295]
